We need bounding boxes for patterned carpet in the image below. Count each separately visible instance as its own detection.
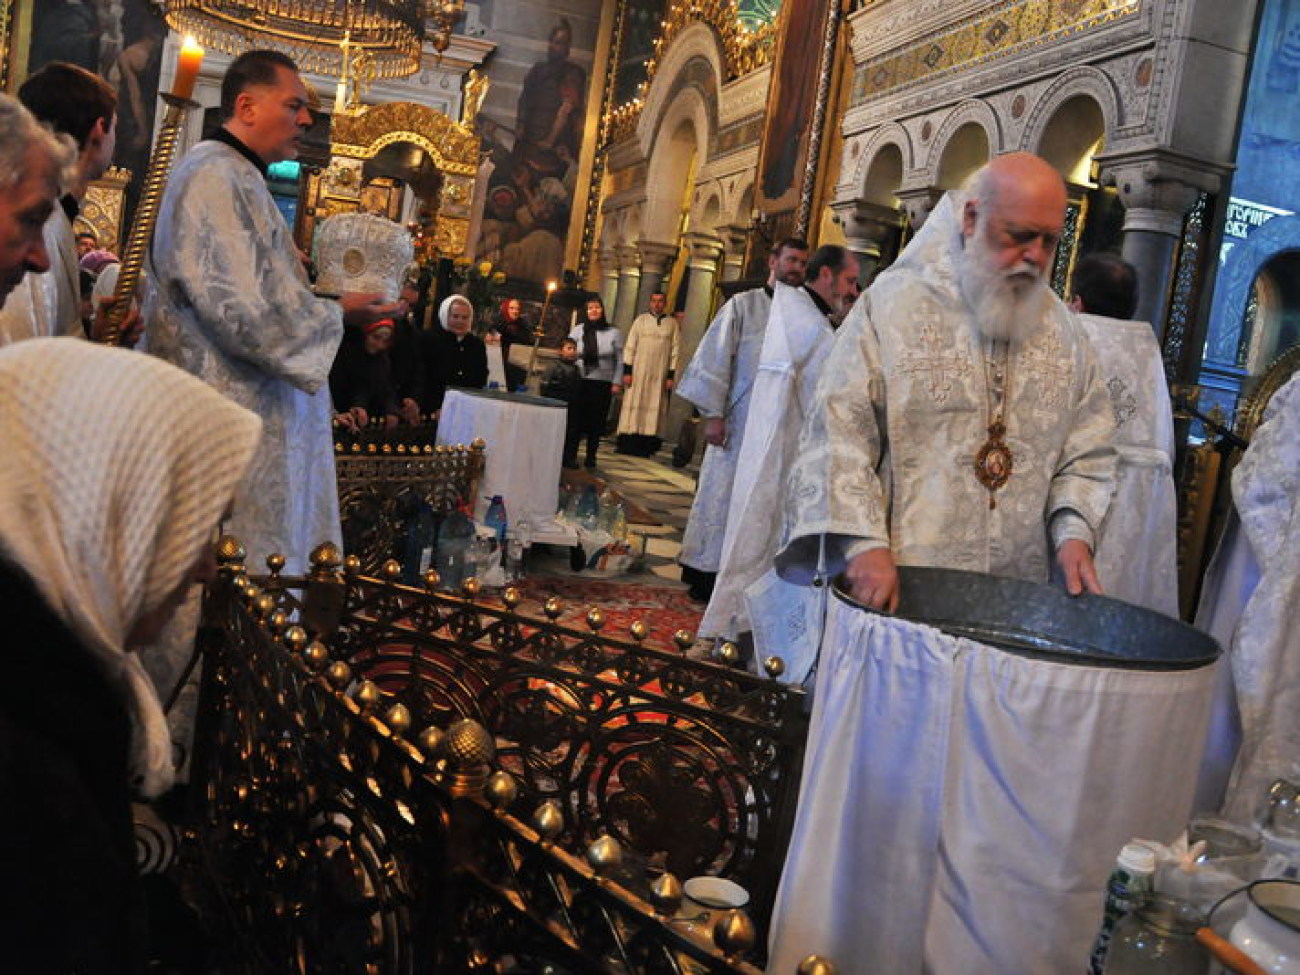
[513,575,703,652]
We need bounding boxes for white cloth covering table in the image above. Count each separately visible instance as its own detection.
[767,588,1219,975]
[437,388,566,528]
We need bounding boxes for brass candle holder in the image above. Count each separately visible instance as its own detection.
[99,92,200,346]
[524,280,558,391]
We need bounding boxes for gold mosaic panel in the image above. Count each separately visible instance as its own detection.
[851,0,1140,105]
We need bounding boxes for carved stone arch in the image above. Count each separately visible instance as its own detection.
[694,181,724,234]
[638,21,723,159]
[926,100,1001,187]
[1208,215,1300,379]
[642,83,711,244]
[1021,67,1122,156]
[849,123,914,200]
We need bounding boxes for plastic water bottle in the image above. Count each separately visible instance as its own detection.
[485,495,509,558]
[506,518,530,581]
[434,504,476,591]
[576,484,599,531]
[1088,842,1157,975]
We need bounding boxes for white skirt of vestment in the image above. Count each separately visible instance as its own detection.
[766,595,1218,975]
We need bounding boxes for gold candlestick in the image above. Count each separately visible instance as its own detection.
[524,279,557,390]
[100,86,200,344]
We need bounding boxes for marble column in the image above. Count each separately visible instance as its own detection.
[669,232,726,445]
[633,239,679,317]
[612,243,641,328]
[831,199,905,286]
[717,223,751,283]
[598,246,620,314]
[1099,150,1217,338]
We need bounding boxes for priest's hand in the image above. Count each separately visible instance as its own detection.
[91,295,142,347]
[340,292,407,327]
[703,417,727,447]
[846,547,899,613]
[1057,539,1103,596]
[399,398,421,426]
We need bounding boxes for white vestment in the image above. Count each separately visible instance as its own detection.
[616,311,679,437]
[697,285,836,667]
[676,287,773,572]
[0,206,84,345]
[147,139,344,575]
[776,193,1117,586]
[1076,312,1179,615]
[1215,374,1300,819]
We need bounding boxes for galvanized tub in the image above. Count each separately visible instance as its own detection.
[833,566,1219,670]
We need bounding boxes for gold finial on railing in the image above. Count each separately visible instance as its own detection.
[308,541,343,578]
[673,629,695,653]
[268,609,288,634]
[716,641,741,668]
[532,800,564,843]
[443,717,494,797]
[422,569,441,590]
[215,534,246,571]
[586,834,623,875]
[303,640,330,671]
[484,769,519,810]
[650,873,683,916]
[352,679,382,712]
[382,702,412,736]
[416,725,444,766]
[629,620,649,644]
[586,607,605,632]
[797,956,837,975]
[344,554,362,575]
[265,553,286,577]
[501,587,522,610]
[282,625,309,654]
[461,577,481,599]
[326,660,353,690]
[713,910,757,960]
[471,437,487,452]
[381,559,402,581]
[253,593,276,620]
[543,597,564,620]
[763,656,785,680]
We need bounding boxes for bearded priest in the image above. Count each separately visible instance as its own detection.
[775,152,1117,610]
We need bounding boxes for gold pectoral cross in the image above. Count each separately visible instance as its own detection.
[974,421,1013,509]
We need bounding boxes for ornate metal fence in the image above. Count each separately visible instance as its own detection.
[333,431,485,575]
[194,539,819,973]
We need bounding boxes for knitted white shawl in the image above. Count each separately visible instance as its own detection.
[0,338,261,797]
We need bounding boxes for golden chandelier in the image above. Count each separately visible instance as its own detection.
[160,0,466,81]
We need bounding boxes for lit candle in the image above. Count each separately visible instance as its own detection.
[172,35,204,101]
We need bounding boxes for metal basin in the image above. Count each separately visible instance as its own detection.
[833,566,1219,670]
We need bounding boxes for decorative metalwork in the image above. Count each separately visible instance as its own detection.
[1050,199,1083,298]
[191,548,815,972]
[333,432,485,575]
[850,0,1140,107]
[1234,344,1300,444]
[161,0,428,81]
[1163,192,1209,382]
[578,0,632,280]
[76,166,132,255]
[794,0,843,238]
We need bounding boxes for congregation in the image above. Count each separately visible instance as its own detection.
[1,8,1298,974]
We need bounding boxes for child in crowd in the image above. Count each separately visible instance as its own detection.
[543,337,584,469]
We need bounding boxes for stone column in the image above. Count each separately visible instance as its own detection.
[612,244,641,327]
[598,246,620,313]
[633,238,679,317]
[669,232,725,448]
[1099,150,1216,338]
[831,199,905,286]
[895,186,943,232]
[717,223,751,283]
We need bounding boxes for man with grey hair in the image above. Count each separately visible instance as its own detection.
[776,152,1117,609]
[0,94,73,312]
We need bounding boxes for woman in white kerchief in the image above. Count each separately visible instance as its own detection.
[420,294,489,416]
[0,338,261,972]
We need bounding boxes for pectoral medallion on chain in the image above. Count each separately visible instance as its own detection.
[974,421,1013,509]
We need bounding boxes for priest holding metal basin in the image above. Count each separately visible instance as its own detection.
[765,154,1221,975]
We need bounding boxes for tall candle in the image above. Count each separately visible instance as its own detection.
[334,78,347,116]
[172,36,204,101]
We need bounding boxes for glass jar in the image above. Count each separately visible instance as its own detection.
[1103,895,1210,975]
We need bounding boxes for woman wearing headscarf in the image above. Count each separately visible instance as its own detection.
[420,294,489,417]
[0,338,262,972]
[493,296,533,391]
[566,295,623,469]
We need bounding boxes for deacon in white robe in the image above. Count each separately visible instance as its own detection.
[677,238,809,594]
[768,154,1119,973]
[697,247,860,673]
[1069,252,1178,616]
[615,292,680,453]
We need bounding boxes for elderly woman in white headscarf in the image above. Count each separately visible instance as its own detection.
[0,338,261,972]
[420,293,489,416]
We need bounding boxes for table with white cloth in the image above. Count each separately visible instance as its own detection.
[436,388,566,530]
[766,570,1220,975]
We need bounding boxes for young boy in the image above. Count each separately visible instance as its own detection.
[543,337,584,468]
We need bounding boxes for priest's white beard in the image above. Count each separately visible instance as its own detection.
[958,227,1053,344]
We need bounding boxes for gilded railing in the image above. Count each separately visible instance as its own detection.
[333,430,485,575]
[194,540,819,972]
